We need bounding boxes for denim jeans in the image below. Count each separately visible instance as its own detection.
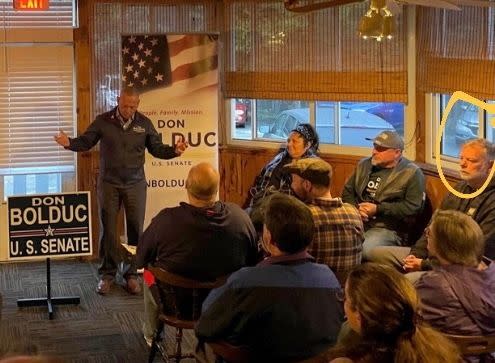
[362,227,402,261]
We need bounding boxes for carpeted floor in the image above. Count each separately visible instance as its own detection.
[0,259,196,363]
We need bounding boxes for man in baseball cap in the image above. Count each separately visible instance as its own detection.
[366,130,404,151]
[342,131,425,260]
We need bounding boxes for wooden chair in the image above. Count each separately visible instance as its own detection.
[147,266,228,363]
[445,333,495,363]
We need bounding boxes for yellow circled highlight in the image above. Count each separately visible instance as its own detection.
[436,91,495,199]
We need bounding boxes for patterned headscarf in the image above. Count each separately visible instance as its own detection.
[291,123,319,153]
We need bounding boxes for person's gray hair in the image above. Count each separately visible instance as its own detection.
[462,138,495,160]
[120,87,140,98]
[430,210,485,266]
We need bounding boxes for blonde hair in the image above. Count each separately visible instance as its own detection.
[327,263,461,363]
[430,210,484,266]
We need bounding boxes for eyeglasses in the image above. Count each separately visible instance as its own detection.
[373,144,391,153]
[424,226,431,239]
[336,289,346,302]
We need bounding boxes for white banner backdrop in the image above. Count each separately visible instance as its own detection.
[121,33,219,228]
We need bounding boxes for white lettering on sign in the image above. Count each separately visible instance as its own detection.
[10,205,88,226]
[40,237,90,254]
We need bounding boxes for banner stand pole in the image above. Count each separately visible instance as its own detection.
[17,258,80,320]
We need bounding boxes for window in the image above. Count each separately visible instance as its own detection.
[231,98,405,148]
[427,93,494,167]
[0,0,77,200]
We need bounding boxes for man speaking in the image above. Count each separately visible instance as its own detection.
[54,87,188,295]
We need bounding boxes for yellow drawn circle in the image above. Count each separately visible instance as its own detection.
[435,91,495,199]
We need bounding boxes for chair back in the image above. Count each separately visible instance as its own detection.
[147,266,230,363]
[148,266,228,290]
[148,266,228,322]
[445,333,495,362]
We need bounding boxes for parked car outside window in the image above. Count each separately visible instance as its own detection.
[235,99,251,128]
[260,107,395,147]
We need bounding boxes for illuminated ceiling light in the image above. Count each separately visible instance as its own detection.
[382,15,395,39]
[358,0,396,41]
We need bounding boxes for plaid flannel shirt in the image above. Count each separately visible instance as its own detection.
[308,197,364,281]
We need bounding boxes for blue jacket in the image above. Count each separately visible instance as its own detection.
[195,252,344,362]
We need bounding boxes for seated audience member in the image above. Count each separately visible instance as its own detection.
[136,162,258,345]
[248,123,318,219]
[195,193,344,362]
[285,157,364,284]
[368,138,495,278]
[416,210,495,336]
[342,131,425,259]
[327,263,460,363]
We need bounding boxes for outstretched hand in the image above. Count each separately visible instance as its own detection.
[174,136,189,156]
[54,130,70,147]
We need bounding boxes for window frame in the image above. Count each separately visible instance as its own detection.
[225,98,413,159]
[425,93,490,172]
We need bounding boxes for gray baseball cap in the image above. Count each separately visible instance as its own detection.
[366,131,404,150]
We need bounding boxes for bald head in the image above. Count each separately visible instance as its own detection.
[186,162,219,205]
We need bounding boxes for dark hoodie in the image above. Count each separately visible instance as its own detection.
[136,201,258,280]
[411,178,495,268]
[416,263,495,336]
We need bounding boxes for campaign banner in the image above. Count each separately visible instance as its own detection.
[121,33,219,229]
[7,192,92,260]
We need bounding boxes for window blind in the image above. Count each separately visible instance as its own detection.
[0,44,74,175]
[417,7,495,99]
[223,0,408,103]
[0,0,76,176]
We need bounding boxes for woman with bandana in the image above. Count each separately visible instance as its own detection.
[247,123,319,230]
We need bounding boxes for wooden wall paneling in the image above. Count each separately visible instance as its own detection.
[219,146,277,207]
[75,0,100,257]
[219,146,459,219]
[219,146,362,205]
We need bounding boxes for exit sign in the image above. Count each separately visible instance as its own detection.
[13,0,49,10]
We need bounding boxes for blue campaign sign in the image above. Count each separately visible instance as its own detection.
[7,192,92,260]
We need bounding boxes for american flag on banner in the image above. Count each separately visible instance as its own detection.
[121,34,218,94]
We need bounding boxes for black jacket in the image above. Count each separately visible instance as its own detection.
[67,107,177,186]
[342,157,425,232]
[136,201,258,280]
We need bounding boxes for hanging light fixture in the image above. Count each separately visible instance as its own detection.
[358,0,395,41]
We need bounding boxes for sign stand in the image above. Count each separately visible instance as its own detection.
[17,257,80,320]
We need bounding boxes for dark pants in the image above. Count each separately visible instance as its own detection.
[97,179,147,279]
